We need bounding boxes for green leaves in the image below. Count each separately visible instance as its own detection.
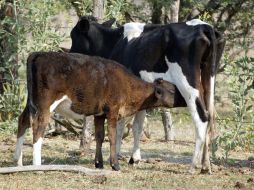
[0,0,68,131]
[213,54,254,160]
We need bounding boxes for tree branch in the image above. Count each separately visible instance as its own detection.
[0,165,115,175]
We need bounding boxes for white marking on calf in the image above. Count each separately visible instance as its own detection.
[123,22,145,41]
[14,135,25,166]
[140,56,208,167]
[186,19,210,26]
[33,137,43,165]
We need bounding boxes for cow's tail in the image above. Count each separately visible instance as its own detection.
[203,25,219,139]
[26,52,40,127]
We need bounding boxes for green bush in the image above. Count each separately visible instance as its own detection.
[212,55,254,160]
[0,0,67,132]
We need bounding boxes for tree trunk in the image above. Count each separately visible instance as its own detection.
[170,0,180,22]
[161,0,180,141]
[151,1,162,24]
[80,116,94,153]
[93,0,104,22]
[0,1,17,94]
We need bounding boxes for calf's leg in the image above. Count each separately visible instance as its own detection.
[32,110,50,165]
[14,105,30,166]
[94,116,105,169]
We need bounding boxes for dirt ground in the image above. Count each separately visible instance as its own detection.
[0,115,253,190]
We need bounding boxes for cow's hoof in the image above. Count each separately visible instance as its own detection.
[200,168,212,175]
[117,154,125,160]
[128,157,140,165]
[95,161,104,169]
[128,157,135,165]
[111,164,120,171]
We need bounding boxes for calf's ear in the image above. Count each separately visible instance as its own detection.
[78,18,90,32]
[102,18,116,28]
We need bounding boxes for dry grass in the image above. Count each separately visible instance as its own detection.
[0,114,253,190]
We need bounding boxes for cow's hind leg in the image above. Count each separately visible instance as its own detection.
[188,97,209,174]
[200,75,215,174]
[14,105,30,166]
[129,110,146,165]
[94,116,105,169]
[116,118,126,159]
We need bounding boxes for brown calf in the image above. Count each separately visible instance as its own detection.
[15,52,177,170]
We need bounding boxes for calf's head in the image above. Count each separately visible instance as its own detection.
[70,16,116,56]
[154,78,176,107]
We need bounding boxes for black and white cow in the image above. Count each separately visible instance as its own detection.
[70,17,225,173]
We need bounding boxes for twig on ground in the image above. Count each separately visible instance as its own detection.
[0,165,115,176]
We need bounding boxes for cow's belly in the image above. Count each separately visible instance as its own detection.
[139,56,199,101]
[50,95,84,120]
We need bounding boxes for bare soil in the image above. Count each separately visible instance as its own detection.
[0,115,253,190]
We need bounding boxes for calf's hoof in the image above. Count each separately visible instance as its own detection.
[95,161,104,169]
[111,164,120,171]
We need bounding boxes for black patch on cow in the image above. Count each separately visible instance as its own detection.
[103,104,110,114]
[195,98,208,122]
[74,87,84,102]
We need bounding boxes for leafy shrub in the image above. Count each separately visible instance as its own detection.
[212,55,254,160]
[0,0,67,132]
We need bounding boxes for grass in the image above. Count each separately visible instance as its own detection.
[0,112,253,190]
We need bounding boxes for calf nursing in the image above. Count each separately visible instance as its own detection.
[15,52,177,170]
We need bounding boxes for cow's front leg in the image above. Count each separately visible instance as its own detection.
[94,116,105,169]
[129,110,146,165]
[107,118,120,171]
[116,118,125,159]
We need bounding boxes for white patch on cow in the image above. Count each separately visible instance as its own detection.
[140,56,208,168]
[55,95,84,120]
[50,95,68,112]
[123,22,145,41]
[186,19,210,26]
[33,137,43,165]
[14,135,25,166]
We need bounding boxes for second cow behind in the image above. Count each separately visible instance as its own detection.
[15,52,178,171]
